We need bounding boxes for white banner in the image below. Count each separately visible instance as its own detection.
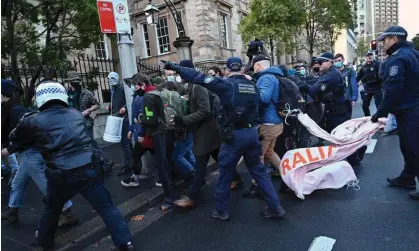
[113,0,131,33]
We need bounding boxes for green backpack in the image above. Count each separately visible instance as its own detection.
[149,89,188,131]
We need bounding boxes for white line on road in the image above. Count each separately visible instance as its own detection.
[365,139,378,154]
[308,236,336,251]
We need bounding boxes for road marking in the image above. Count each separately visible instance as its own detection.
[365,139,378,154]
[308,236,336,251]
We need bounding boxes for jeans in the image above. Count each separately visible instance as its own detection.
[171,132,196,173]
[9,148,72,210]
[121,120,133,167]
[384,113,398,132]
[216,128,281,214]
[395,105,419,179]
[1,153,19,173]
[152,134,174,203]
[38,165,131,249]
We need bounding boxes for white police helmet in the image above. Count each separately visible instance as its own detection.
[108,72,119,86]
[35,81,68,109]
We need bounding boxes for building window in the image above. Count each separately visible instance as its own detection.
[219,12,229,48]
[95,35,108,59]
[142,24,151,57]
[156,17,170,54]
[360,15,364,19]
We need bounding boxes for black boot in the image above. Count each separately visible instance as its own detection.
[1,207,19,224]
[260,206,286,219]
[387,176,416,189]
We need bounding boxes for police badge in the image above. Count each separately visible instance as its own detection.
[389,66,398,76]
[320,84,327,91]
[204,76,214,83]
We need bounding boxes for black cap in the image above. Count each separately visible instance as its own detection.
[252,55,270,67]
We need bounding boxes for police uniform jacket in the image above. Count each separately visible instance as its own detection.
[8,104,93,170]
[376,41,419,116]
[356,61,382,92]
[307,66,346,111]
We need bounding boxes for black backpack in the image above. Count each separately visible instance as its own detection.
[275,76,301,116]
[192,84,221,119]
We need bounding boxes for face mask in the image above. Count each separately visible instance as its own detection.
[313,67,320,73]
[334,62,343,68]
[299,69,306,76]
[108,78,118,86]
[166,75,175,82]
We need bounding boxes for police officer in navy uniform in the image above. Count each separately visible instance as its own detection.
[164,57,286,220]
[357,52,383,116]
[1,81,134,250]
[299,52,366,173]
[371,26,419,200]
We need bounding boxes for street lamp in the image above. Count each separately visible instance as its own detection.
[144,0,194,61]
[144,1,159,25]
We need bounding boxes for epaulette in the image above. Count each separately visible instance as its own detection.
[390,49,400,57]
[21,111,38,119]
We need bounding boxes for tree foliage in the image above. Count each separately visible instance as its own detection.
[356,39,369,61]
[295,0,353,58]
[412,34,419,50]
[1,0,101,105]
[239,0,305,57]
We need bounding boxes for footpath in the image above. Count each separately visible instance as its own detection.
[1,140,209,251]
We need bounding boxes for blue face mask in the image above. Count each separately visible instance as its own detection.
[334,62,343,68]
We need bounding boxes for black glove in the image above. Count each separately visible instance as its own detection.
[371,113,380,123]
[173,116,185,126]
[299,84,310,93]
[162,60,177,71]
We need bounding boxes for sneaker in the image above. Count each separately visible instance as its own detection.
[121,176,140,187]
[160,202,173,212]
[118,242,136,251]
[174,196,195,209]
[387,176,416,189]
[260,206,286,219]
[266,166,281,177]
[210,209,230,221]
[409,190,419,200]
[155,180,162,187]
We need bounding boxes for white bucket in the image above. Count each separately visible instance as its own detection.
[103,116,124,143]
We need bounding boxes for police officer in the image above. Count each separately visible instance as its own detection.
[371,26,419,200]
[1,81,135,250]
[299,52,364,172]
[310,57,321,79]
[164,57,286,220]
[357,52,383,116]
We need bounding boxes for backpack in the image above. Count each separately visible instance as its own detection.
[275,76,301,116]
[147,90,188,131]
[192,84,221,119]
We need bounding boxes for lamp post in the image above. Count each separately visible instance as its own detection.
[144,0,194,61]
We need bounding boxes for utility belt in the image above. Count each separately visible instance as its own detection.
[45,154,103,185]
[220,124,256,144]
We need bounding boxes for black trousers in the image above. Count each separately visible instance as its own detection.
[131,143,154,175]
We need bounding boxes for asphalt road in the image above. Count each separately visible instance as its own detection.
[88,102,419,251]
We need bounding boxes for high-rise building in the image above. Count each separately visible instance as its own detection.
[356,0,374,42]
[374,0,399,33]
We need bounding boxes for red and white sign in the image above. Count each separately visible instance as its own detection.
[97,1,117,33]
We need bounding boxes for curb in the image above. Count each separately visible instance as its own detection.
[51,162,218,251]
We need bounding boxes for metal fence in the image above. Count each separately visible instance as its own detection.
[1,55,117,104]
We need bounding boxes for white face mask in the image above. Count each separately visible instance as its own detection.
[166,75,176,82]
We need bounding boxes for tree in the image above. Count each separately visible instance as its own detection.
[1,0,101,105]
[239,0,305,61]
[295,0,353,59]
[412,34,419,50]
[356,39,369,60]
